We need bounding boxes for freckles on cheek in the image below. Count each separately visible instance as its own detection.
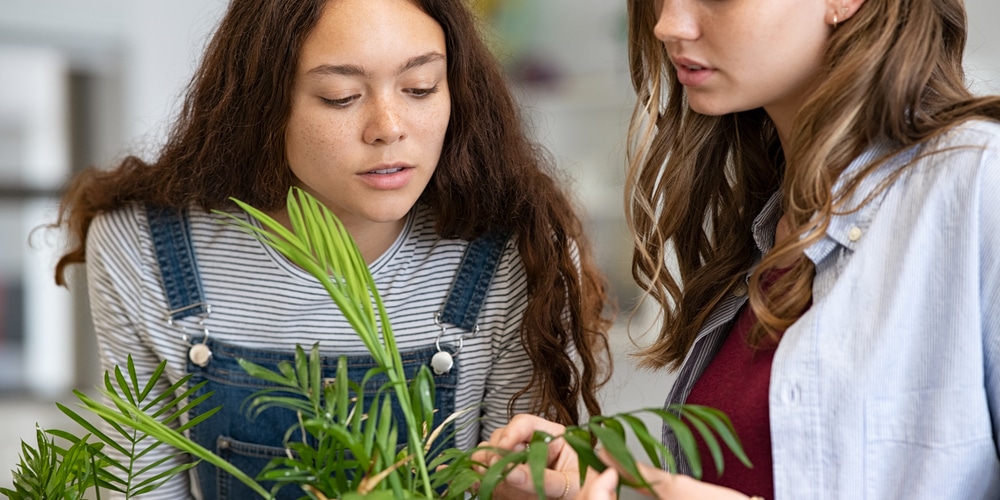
[428,108,452,137]
[293,122,335,166]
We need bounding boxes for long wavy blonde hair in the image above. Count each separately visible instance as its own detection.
[625,0,1000,370]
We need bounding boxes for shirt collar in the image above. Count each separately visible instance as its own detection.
[748,139,920,264]
[803,138,920,264]
[752,190,783,254]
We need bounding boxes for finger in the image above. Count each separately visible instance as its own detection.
[597,448,666,494]
[579,467,618,500]
[597,447,653,485]
[491,463,577,499]
[490,414,567,450]
[471,441,498,464]
[606,457,747,500]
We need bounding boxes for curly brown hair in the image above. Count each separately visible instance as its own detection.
[53,0,612,425]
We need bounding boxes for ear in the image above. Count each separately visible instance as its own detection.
[826,0,866,26]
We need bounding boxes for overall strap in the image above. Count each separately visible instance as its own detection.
[439,231,511,331]
[146,205,209,322]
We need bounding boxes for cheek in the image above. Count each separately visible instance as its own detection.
[286,113,350,174]
[424,102,451,143]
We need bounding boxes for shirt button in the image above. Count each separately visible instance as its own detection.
[782,384,800,404]
[848,226,863,242]
[733,283,748,297]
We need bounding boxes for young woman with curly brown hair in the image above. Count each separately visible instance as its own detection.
[52,0,612,498]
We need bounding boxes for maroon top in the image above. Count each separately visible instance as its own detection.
[685,299,776,499]
[684,269,803,499]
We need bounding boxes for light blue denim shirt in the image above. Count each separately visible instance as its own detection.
[662,120,1000,499]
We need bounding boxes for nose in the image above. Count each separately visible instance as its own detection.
[653,0,699,43]
[363,94,406,145]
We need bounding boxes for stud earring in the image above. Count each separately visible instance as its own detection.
[833,5,848,28]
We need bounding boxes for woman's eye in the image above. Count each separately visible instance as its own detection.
[407,86,439,98]
[320,95,359,108]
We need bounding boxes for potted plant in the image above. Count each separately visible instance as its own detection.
[3,188,749,499]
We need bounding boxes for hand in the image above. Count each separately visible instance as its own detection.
[580,449,751,500]
[472,414,581,499]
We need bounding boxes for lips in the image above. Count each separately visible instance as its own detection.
[671,56,715,87]
[358,163,415,190]
[369,167,405,175]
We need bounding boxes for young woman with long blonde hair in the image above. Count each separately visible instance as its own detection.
[482,0,1000,498]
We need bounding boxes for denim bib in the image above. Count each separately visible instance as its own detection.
[146,206,508,500]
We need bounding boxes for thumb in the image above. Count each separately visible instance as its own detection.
[579,467,619,500]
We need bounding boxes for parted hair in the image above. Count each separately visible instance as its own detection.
[54,0,612,424]
[625,0,1000,370]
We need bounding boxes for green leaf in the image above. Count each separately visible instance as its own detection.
[411,365,435,441]
[90,389,272,498]
[681,408,724,475]
[238,358,299,387]
[138,356,168,402]
[649,408,702,478]
[561,428,604,482]
[681,405,751,469]
[143,374,204,418]
[478,448,528,500]
[618,414,666,470]
[589,421,642,487]
[113,365,137,408]
[309,344,322,409]
[374,395,396,466]
[56,401,130,458]
[527,432,552,500]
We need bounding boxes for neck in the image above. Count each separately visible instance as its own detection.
[767,106,794,154]
[266,209,408,265]
[347,217,407,264]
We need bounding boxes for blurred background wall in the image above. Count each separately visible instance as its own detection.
[0,0,997,491]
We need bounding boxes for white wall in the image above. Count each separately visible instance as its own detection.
[965,0,1000,95]
[0,0,227,159]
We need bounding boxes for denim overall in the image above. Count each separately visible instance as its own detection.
[146,206,509,500]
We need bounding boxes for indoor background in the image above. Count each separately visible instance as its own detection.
[1,0,998,494]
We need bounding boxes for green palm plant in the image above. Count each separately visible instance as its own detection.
[218,186,752,498]
[4,186,750,499]
[1,356,218,499]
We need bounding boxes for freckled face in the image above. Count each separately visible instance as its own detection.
[284,0,450,234]
[653,0,830,129]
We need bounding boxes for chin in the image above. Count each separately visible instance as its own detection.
[365,204,417,225]
[687,99,733,117]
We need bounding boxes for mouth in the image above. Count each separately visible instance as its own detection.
[369,167,405,175]
[671,56,712,71]
[357,163,417,190]
[362,163,413,175]
[671,57,715,86]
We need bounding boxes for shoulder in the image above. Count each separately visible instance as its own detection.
[936,118,1000,146]
[932,119,1000,201]
[893,119,1000,192]
[921,119,1000,168]
[89,204,236,253]
[88,204,150,261]
[912,119,1000,259]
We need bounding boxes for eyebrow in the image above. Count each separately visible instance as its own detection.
[306,51,446,78]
